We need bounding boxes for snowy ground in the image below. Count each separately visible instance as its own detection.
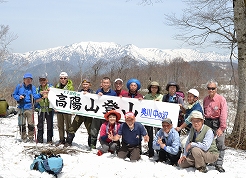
[0,113,246,178]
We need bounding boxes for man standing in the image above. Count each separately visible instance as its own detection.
[12,73,42,142]
[203,80,228,173]
[90,77,117,149]
[65,79,94,147]
[122,78,143,99]
[114,78,128,97]
[178,111,219,173]
[55,72,74,146]
[35,73,53,144]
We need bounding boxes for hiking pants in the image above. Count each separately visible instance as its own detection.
[57,112,72,141]
[18,109,34,140]
[99,139,120,153]
[205,118,226,166]
[90,118,104,147]
[117,142,141,161]
[158,148,181,165]
[68,115,93,146]
[37,111,53,143]
[145,125,154,155]
[179,147,219,168]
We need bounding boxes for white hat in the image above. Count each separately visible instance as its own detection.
[188,110,204,122]
[60,72,68,77]
[114,78,123,83]
[188,89,199,97]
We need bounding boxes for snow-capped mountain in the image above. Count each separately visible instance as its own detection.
[7,41,234,67]
[4,41,236,85]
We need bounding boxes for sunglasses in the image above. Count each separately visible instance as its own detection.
[207,87,216,90]
[60,77,67,80]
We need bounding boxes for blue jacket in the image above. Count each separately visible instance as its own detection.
[12,83,42,110]
[184,101,204,127]
[153,127,181,155]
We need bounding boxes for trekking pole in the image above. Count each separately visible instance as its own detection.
[30,94,38,148]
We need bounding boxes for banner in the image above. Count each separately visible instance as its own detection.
[48,88,180,128]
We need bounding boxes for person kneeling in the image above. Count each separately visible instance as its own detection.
[114,112,149,161]
[178,111,219,173]
[153,118,181,165]
[97,110,121,156]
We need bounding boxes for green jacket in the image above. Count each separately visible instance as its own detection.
[144,93,163,101]
[36,84,53,112]
[189,124,219,154]
[56,79,74,91]
[0,99,8,116]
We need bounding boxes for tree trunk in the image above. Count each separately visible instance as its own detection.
[230,0,246,148]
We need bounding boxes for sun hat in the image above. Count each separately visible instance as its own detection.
[126,78,141,91]
[165,81,180,91]
[148,81,161,91]
[82,78,90,83]
[104,110,121,122]
[188,110,204,122]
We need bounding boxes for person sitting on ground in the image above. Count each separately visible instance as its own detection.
[0,97,17,117]
[153,118,181,165]
[97,110,121,156]
[114,112,149,161]
[178,110,219,173]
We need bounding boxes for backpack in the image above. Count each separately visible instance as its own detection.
[30,154,63,177]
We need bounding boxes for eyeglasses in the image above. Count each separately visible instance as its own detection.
[162,124,170,127]
[60,77,67,80]
[207,87,216,90]
[39,78,46,81]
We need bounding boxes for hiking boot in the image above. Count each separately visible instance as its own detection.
[155,159,165,163]
[64,142,72,148]
[97,150,103,156]
[22,138,28,143]
[215,165,225,173]
[197,166,208,173]
[55,139,65,147]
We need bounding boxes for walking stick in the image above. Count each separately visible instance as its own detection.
[30,94,38,147]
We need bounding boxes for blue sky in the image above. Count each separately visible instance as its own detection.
[1,0,222,53]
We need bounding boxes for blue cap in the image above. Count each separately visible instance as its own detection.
[23,73,33,79]
[126,78,141,91]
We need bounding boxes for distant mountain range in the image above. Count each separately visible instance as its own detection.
[4,41,237,84]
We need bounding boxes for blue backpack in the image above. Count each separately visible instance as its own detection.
[30,154,63,177]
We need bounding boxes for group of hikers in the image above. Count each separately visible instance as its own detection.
[6,72,228,173]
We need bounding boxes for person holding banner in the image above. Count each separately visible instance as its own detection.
[55,72,74,146]
[113,112,149,161]
[153,118,181,165]
[65,79,94,147]
[97,110,121,156]
[90,77,117,149]
[143,81,163,158]
[162,81,184,129]
[122,78,143,99]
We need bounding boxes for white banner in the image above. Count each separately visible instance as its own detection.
[48,88,180,128]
